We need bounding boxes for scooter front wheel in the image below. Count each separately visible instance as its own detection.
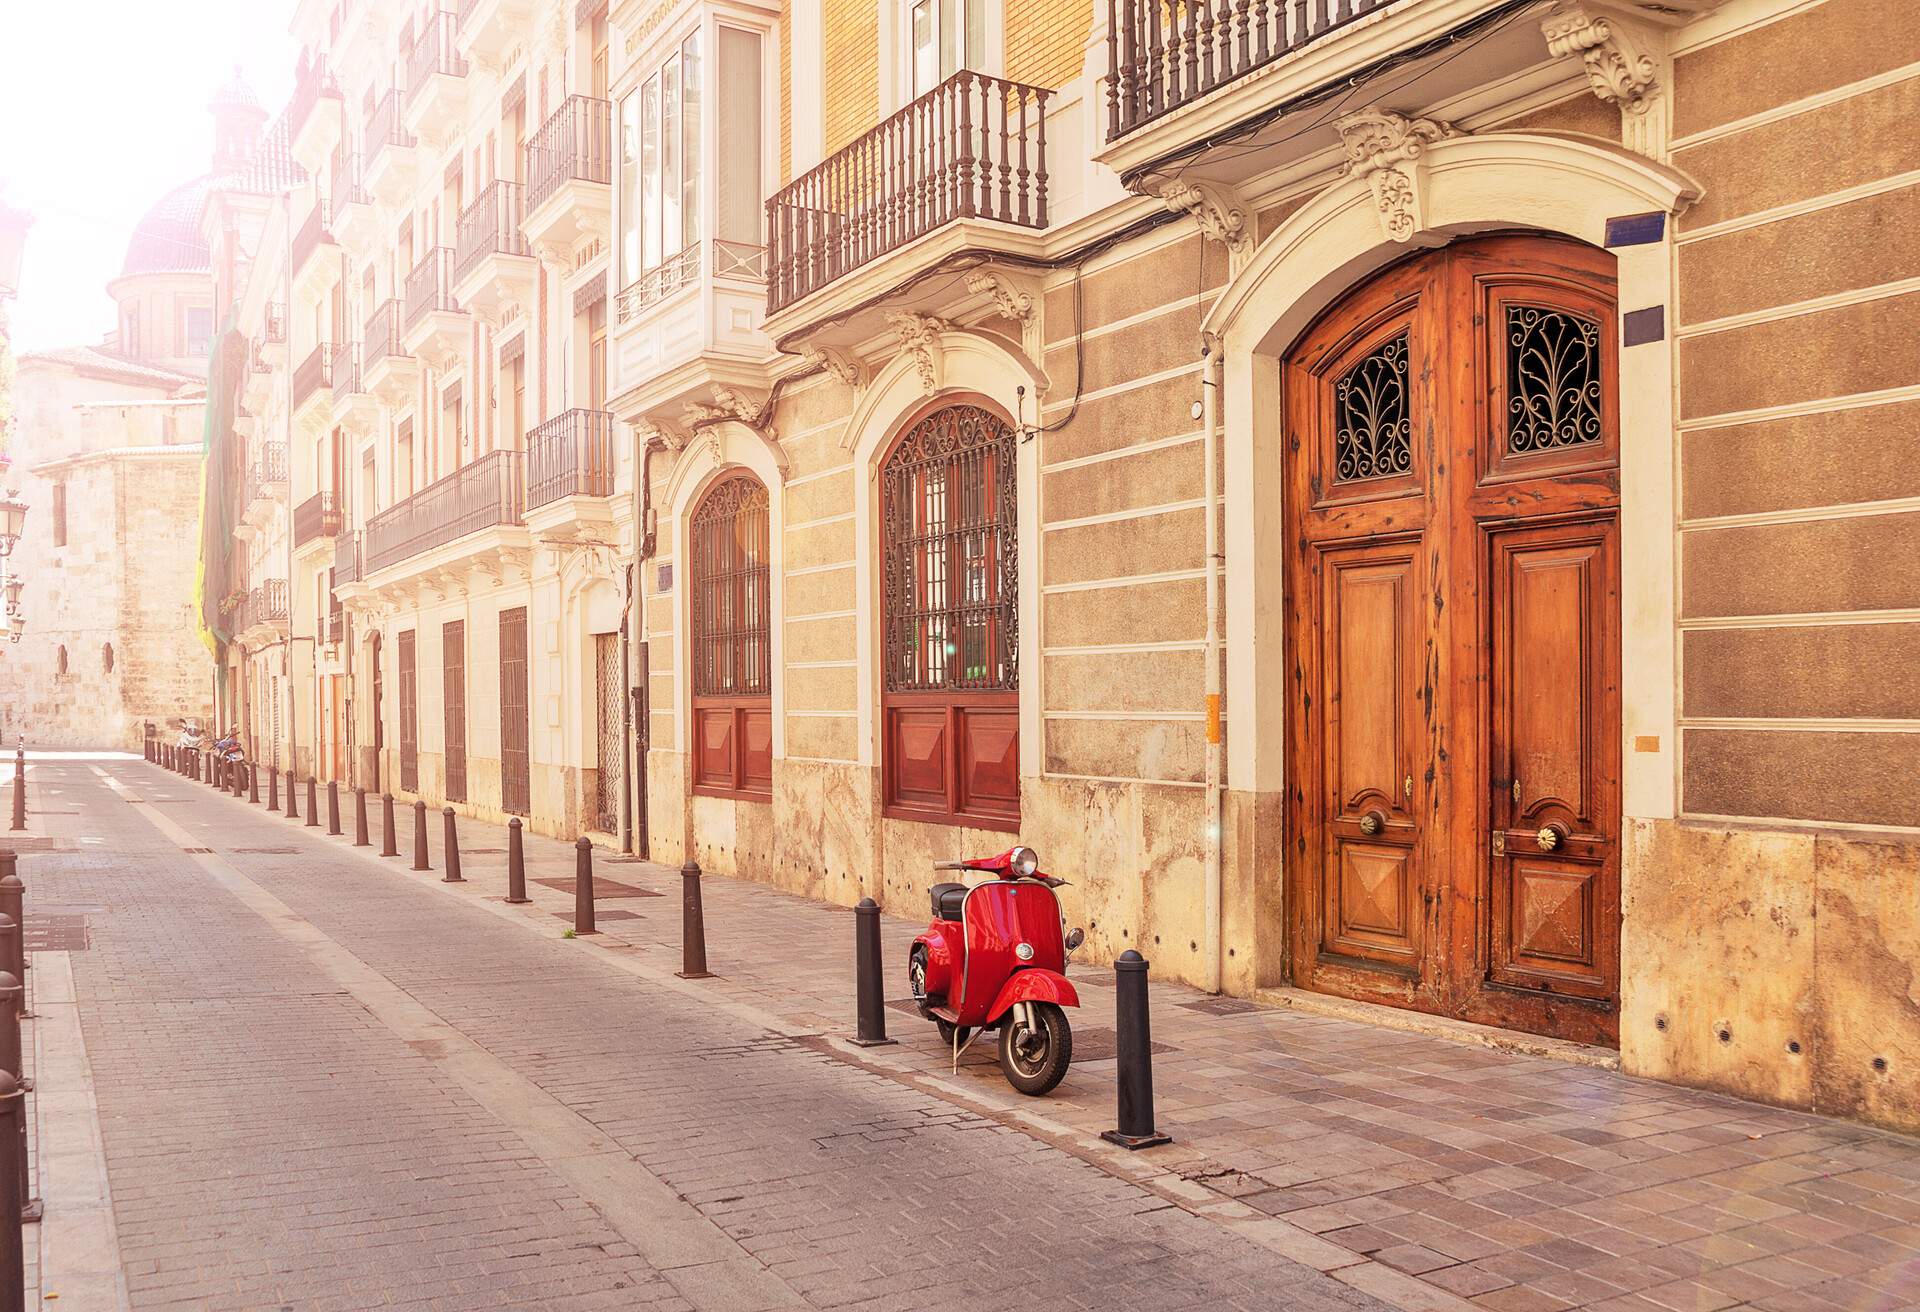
[998,1002,1072,1096]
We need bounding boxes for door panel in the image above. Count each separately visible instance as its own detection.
[1285,233,1620,1045]
[499,607,530,815]
[444,621,467,803]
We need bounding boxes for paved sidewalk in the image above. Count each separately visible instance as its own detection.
[18,760,1391,1311]
[312,782,1920,1312]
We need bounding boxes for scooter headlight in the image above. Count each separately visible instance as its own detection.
[1012,846,1039,878]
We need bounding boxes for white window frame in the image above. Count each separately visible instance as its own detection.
[886,0,1002,111]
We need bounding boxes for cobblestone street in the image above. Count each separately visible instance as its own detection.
[11,757,1394,1311]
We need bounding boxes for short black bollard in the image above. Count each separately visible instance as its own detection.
[1100,950,1172,1150]
[305,775,320,828]
[327,780,342,835]
[267,765,279,812]
[380,794,398,857]
[248,762,260,804]
[353,788,370,847]
[0,918,21,1024]
[0,975,33,1229]
[851,898,894,1047]
[11,746,24,833]
[285,770,299,820]
[0,872,24,994]
[677,861,712,979]
[504,819,529,904]
[573,838,597,935]
[441,807,464,882]
[412,801,430,870]
[0,1069,25,1294]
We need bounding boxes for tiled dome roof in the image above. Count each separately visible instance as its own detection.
[210,67,263,113]
[119,176,216,278]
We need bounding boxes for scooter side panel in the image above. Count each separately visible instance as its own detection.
[954,882,1068,1028]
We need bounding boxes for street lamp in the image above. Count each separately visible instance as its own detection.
[0,492,23,557]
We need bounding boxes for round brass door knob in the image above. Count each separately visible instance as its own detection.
[1536,823,1568,851]
[1359,810,1385,836]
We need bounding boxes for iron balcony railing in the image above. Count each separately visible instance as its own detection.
[365,87,416,166]
[766,70,1050,314]
[1106,0,1397,139]
[365,299,407,361]
[243,441,288,509]
[293,199,335,274]
[527,409,615,509]
[250,340,270,373]
[404,247,459,330]
[334,531,363,584]
[263,302,286,344]
[245,578,289,629]
[526,94,612,215]
[288,58,341,142]
[617,239,765,323]
[331,342,362,396]
[294,491,343,547]
[364,449,524,575]
[454,180,530,284]
[406,11,467,108]
[326,609,345,646]
[293,343,333,408]
[330,150,369,209]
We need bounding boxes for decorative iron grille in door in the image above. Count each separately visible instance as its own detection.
[594,633,622,833]
[499,607,530,815]
[443,620,467,803]
[398,630,418,793]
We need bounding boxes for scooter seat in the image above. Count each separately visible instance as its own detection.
[931,882,969,921]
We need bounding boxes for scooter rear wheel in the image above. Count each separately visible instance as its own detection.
[998,1002,1072,1096]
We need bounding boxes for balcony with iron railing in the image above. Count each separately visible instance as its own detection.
[292,343,333,427]
[766,71,1051,317]
[364,449,525,576]
[453,180,535,321]
[524,95,613,250]
[330,342,378,437]
[260,301,287,361]
[244,578,290,633]
[334,531,363,585]
[617,239,766,324]
[242,441,289,529]
[288,58,343,170]
[294,491,343,549]
[402,246,464,363]
[329,151,379,253]
[457,0,532,68]
[404,11,468,142]
[526,409,616,512]
[361,298,417,404]
[364,87,419,205]
[292,199,339,300]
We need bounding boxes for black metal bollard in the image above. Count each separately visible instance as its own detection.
[248,762,260,804]
[0,873,24,994]
[353,788,370,847]
[573,838,597,935]
[327,780,342,836]
[0,918,20,1024]
[285,770,299,820]
[380,794,398,857]
[441,807,463,882]
[267,765,279,811]
[1100,951,1172,1150]
[305,776,320,828]
[505,819,529,903]
[11,746,25,833]
[0,975,32,1231]
[411,801,430,870]
[851,898,894,1046]
[0,1069,24,1300]
[677,861,712,979]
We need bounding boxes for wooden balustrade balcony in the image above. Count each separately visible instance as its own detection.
[766,71,1051,316]
[526,409,615,511]
[1106,0,1398,140]
[525,95,612,249]
[294,492,344,549]
[364,450,525,576]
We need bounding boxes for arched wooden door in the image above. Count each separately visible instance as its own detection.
[1283,233,1622,1045]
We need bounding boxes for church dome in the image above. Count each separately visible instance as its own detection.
[118,176,214,279]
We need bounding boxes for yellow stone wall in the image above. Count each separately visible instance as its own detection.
[821,0,879,152]
[1004,0,1094,91]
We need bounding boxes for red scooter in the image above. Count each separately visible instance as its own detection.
[907,846,1086,1096]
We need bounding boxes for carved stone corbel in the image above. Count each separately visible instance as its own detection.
[801,344,868,390]
[635,416,688,452]
[681,386,775,443]
[1335,108,1458,244]
[1542,2,1663,118]
[965,269,1044,360]
[1138,177,1252,267]
[887,312,949,395]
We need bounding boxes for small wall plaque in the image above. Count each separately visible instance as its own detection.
[1605,212,1665,247]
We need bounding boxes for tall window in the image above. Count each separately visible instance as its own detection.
[881,403,1018,827]
[911,0,985,95]
[690,473,771,799]
[588,300,607,409]
[185,306,213,356]
[51,480,68,547]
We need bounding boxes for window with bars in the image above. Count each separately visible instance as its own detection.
[690,473,771,798]
[880,402,1019,828]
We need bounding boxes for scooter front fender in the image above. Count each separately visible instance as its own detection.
[984,969,1079,1027]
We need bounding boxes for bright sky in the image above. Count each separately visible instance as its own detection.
[0,1,297,354]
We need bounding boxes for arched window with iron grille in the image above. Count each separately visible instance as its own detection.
[690,472,772,798]
[880,401,1019,828]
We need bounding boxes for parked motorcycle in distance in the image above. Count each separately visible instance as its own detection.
[176,718,205,770]
[907,846,1087,1096]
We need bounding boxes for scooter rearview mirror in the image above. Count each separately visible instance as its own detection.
[1064,927,1085,952]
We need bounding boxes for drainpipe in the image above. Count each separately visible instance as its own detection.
[1201,335,1224,996]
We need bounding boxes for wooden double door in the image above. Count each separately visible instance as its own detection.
[1283,234,1622,1045]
